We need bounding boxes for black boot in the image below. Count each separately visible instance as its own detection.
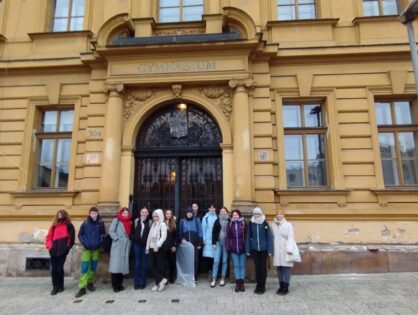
[276,281,283,295]
[50,288,59,296]
[234,280,240,292]
[279,282,289,295]
[87,283,95,292]
[75,288,86,298]
[239,279,245,292]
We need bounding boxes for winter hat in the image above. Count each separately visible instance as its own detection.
[253,207,263,215]
[186,207,193,214]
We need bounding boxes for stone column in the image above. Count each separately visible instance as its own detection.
[118,145,134,208]
[99,83,124,209]
[228,78,256,213]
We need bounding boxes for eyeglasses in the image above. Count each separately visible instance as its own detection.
[254,213,261,216]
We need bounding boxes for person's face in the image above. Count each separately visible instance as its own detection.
[165,210,172,220]
[208,205,216,212]
[232,212,239,220]
[192,204,198,213]
[276,211,285,221]
[122,210,129,218]
[57,212,63,219]
[152,214,159,222]
[140,208,148,219]
[89,211,98,221]
[186,212,193,219]
[220,208,228,216]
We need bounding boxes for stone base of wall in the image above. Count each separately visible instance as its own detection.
[1,243,418,278]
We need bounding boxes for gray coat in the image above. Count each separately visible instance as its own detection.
[108,218,131,274]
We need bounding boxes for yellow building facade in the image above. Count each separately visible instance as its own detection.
[0,0,418,275]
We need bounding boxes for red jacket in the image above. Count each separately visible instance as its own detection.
[45,221,75,257]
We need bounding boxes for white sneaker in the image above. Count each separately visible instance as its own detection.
[159,278,168,286]
[219,278,225,286]
[151,285,158,292]
[210,278,216,288]
[158,282,165,292]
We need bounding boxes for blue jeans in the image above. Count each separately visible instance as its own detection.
[231,253,246,280]
[212,241,228,279]
[133,243,148,286]
[276,266,291,284]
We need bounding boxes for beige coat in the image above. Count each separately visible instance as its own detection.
[270,219,295,267]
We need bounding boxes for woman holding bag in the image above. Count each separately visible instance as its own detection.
[270,207,298,295]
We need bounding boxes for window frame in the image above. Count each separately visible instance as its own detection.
[362,0,400,17]
[158,0,204,23]
[376,99,418,186]
[276,0,317,21]
[34,108,74,189]
[283,102,329,188]
[51,0,85,32]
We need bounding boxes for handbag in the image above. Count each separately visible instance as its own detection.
[285,239,302,263]
[102,220,119,252]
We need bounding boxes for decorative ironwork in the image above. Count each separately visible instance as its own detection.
[134,104,223,218]
[137,104,222,149]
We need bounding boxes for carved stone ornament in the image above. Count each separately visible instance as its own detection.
[228,78,256,90]
[103,83,124,96]
[154,29,204,36]
[123,88,154,121]
[199,85,232,119]
[172,84,182,98]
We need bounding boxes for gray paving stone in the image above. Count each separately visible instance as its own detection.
[1,273,418,314]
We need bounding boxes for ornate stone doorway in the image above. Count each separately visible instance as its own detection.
[133,103,223,218]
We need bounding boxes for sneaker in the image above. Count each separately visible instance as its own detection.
[75,288,86,298]
[210,278,216,288]
[87,283,95,292]
[219,278,225,286]
[160,278,168,286]
[158,282,165,292]
[151,285,158,292]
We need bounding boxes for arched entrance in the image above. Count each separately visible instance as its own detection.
[133,103,223,218]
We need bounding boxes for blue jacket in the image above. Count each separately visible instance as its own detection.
[78,216,105,250]
[178,216,203,247]
[245,221,273,255]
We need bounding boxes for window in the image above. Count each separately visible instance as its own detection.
[363,0,399,16]
[51,0,84,32]
[375,100,418,186]
[159,0,204,23]
[35,109,74,188]
[277,0,316,20]
[283,103,327,187]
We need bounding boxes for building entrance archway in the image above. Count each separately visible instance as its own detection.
[134,103,223,218]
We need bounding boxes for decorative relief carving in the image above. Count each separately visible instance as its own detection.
[103,83,124,95]
[228,78,256,90]
[172,84,182,98]
[123,88,154,121]
[199,85,232,119]
[154,29,205,36]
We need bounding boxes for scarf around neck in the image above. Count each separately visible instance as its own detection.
[251,214,266,225]
[117,210,132,236]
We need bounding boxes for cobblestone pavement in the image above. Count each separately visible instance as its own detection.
[1,272,418,315]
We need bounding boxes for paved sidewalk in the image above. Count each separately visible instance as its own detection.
[1,273,418,315]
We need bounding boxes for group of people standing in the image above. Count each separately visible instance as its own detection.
[45,203,298,298]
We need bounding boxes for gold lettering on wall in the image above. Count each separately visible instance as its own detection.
[137,60,216,74]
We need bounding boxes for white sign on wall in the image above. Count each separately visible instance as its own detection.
[85,153,100,164]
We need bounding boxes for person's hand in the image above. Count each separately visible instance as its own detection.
[154,247,159,253]
[197,246,201,250]
[181,239,187,244]
[246,253,250,256]
[212,244,217,249]
[171,246,176,253]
